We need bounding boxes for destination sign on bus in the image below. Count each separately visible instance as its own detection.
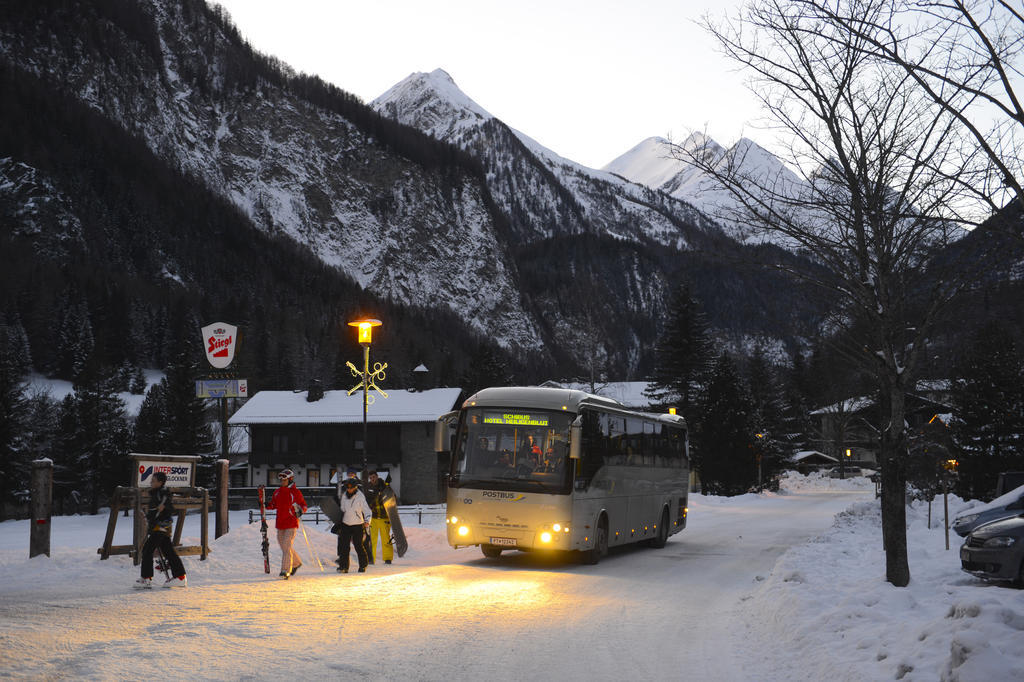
[482,412,550,427]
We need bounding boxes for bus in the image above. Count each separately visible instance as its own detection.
[435,386,690,563]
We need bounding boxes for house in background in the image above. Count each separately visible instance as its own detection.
[809,380,953,469]
[790,450,839,473]
[228,387,463,504]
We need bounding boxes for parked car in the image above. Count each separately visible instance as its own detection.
[959,513,1024,586]
[828,467,863,478]
[952,483,1024,537]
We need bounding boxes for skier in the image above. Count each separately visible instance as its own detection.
[336,477,371,573]
[134,471,187,589]
[363,469,394,565]
[270,469,307,578]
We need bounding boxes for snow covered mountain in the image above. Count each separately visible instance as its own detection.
[0,2,545,353]
[605,134,806,244]
[0,1,825,378]
[373,69,723,249]
[370,70,812,371]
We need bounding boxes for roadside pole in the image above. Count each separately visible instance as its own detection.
[30,458,53,558]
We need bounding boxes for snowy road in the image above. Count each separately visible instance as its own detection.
[0,487,868,681]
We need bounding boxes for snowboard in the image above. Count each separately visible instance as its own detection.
[381,488,408,557]
[321,495,375,563]
[319,495,342,525]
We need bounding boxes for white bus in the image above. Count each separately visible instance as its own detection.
[436,386,690,563]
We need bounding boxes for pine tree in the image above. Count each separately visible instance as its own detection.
[460,342,513,396]
[133,382,168,453]
[129,366,147,394]
[745,348,788,488]
[0,351,30,520]
[22,392,61,481]
[644,283,712,416]
[160,351,215,455]
[951,322,1024,500]
[695,353,757,495]
[56,300,94,380]
[62,360,131,514]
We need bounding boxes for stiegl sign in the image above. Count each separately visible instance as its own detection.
[201,322,237,369]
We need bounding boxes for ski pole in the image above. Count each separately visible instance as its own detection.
[297,518,325,572]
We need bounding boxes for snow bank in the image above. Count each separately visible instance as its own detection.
[737,474,1024,682]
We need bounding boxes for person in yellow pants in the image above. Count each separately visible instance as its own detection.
[364,470,394,564]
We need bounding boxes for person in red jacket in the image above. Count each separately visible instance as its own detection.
[270,469,307,578]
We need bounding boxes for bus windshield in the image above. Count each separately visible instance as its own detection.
[451,408,573,494]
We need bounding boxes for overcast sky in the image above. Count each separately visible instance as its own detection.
[210,0,762,169]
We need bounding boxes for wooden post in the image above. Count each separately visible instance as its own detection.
[133,487,145,565]
[216,459,229,538]
[201,489,209,560]
[943,477,950,551]
[30,458,53,558]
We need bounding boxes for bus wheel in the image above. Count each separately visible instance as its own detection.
[650,508,670,549]
[481,544,503,558]
[582,518,609,565]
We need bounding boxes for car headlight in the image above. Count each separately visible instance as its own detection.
[955,514,979,526]
[983,536,1016,548]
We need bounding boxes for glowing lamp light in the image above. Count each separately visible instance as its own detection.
[457,525,470,537]
[540,532,552,543]
[348,318,382,344]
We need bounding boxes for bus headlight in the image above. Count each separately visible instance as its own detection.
[552,523,561,532]
[540,531,552,543]
[449,516,458,524]
[457,525,470,537]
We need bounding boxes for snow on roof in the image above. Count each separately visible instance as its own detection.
[228,388,462,425]
[915,379,951,392]
[809,396,873,415]
[791,451,839,463]
[544,381,655,408]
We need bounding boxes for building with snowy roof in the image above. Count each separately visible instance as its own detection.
[228,387,463,504]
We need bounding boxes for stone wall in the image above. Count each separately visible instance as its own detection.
[399,422,441,504]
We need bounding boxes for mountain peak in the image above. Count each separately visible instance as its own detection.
[372,69,492,138]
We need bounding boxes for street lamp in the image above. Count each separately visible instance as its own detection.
[346,318,386,481]
[755,432,765,487]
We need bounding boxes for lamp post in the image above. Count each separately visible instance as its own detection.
[755,432,765,487]
[346,319,386,482]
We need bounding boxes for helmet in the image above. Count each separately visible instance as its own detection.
[278,469,295,481]
[343,478,359,488]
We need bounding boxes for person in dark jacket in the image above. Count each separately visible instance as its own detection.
[270,469,307,578]
[134,471,187,589]
[363,469,394,565]
[336,477,371,573]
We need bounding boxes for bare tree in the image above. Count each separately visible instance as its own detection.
[796,0,1024,221]
[683,0,984,585]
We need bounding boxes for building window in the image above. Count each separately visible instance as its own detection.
[273,434,289,454]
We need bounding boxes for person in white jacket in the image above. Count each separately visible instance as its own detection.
[336,477,371,572]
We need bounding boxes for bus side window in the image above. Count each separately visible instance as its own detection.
[580,410,605,483]
[643,421,656,466]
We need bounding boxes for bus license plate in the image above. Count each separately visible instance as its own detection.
[490,537,517,546]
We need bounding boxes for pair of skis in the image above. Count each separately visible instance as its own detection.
[258,485,270,574]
